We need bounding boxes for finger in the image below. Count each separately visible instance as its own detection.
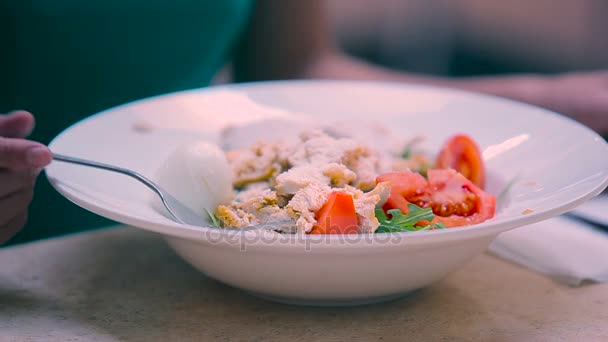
[0,187,33,228]
[0,137,52,170]
[0,169,39,197]
[0,111,35,138]
[0,210,28,244]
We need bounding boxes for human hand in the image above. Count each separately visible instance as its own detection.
[0,111,52,244]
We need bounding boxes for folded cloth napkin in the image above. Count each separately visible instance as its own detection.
[488,195,608,286]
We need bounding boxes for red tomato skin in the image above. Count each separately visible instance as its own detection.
[426,169,496,227]
[436,134,486,189]
[377,169,496,228]
[377,172,428,215]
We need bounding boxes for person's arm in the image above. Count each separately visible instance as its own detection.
[234,0,446,83]
[232,0,536,89]
[233,0,330,81]
[234,0,608,134]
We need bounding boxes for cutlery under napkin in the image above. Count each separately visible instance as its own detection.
[488,195,608,286]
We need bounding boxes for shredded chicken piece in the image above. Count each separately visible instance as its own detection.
[234,188,278,211]
[216,187,294,229]
[275,165,329,196]
[285,183,331,233]
[227,142,287,188]
[290,131,383,190]
[342,146,383,191]
[322,163,357,187]
[215,205,258,228]
[343,182,391,233]
[288,131,360,167]
[367,181,391,207]
[219,130,398,233]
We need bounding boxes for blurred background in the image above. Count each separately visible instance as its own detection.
[327,0,608,76]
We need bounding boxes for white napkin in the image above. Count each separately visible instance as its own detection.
[488,195,608,286]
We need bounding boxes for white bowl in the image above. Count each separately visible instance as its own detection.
[47,81,608,306]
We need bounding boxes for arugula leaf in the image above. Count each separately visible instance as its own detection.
[416,222,447,231]
[399,140,432,177]
[375,204,445,233]
[401,147,412,159]
[400,137,423,159]
[418,164,430,179]
[205,208,221,227]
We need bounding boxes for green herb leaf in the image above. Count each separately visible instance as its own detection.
[418,163,431,179]
[401,147,412,159]
[416,222,447,231]
[399,141,432,177]
[375,204,445,233]
[205,208,221,227]
[400,137,423,159]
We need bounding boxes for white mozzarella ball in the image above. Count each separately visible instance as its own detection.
[155,141,233,218]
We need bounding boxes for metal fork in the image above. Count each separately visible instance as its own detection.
[52,153,211,227]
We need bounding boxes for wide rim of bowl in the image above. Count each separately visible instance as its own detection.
[47,80,608,248]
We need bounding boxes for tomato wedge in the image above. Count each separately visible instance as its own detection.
[310,192,359,234]
[377,169,495,228]
[376,172,428,215]
[426,169,496,227]
[435,134,486,189]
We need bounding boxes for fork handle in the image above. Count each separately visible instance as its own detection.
[51,153,163,198]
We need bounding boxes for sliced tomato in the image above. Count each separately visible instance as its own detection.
[376,169,495,228]
[426,169,495,227]
[376,172,428,215]
[310,192,359,234]
[435,134,486,189]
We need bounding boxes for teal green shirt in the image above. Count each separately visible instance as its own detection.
[2,0,253,244]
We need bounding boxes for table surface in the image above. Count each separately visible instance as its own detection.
[1,226,606,342]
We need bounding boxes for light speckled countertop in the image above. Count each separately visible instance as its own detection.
[1,226,606,341]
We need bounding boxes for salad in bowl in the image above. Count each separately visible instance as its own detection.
[46,81,608,305]
[209,128,495,235]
